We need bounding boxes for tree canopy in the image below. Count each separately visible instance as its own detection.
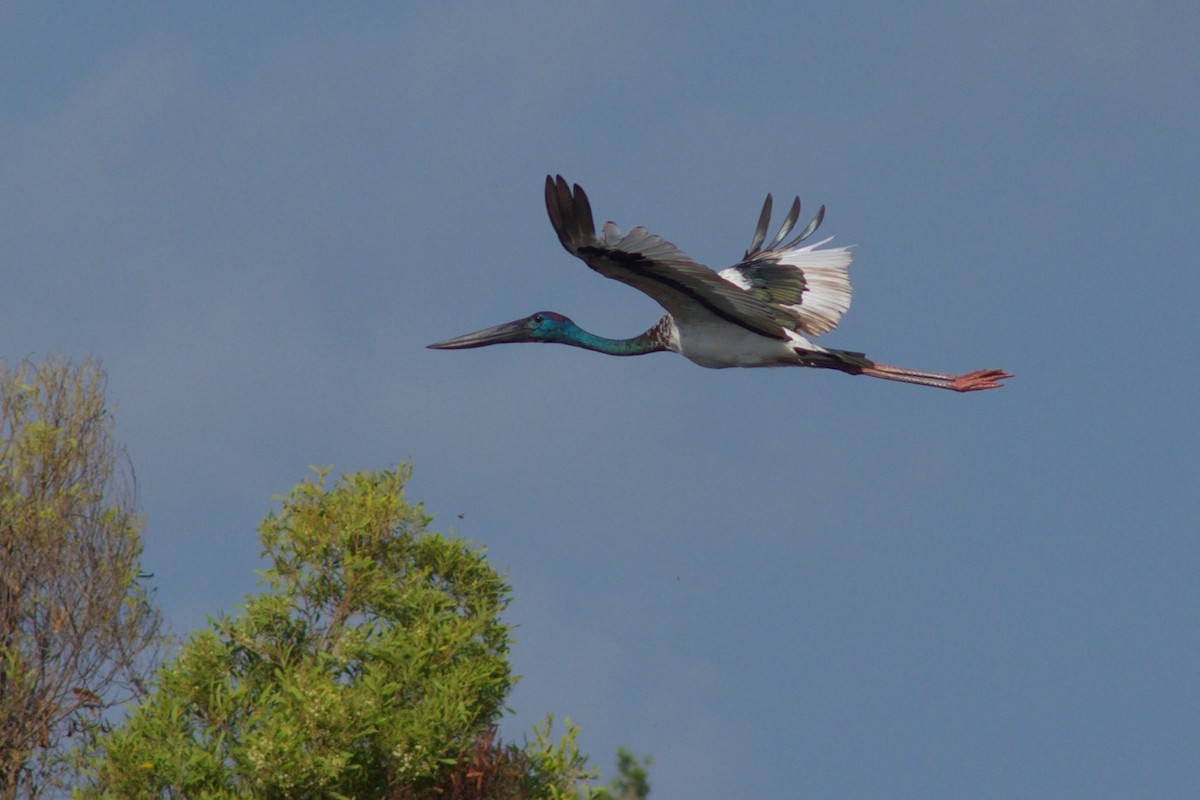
[80,465,614,799]
[0,358,162,799]
[0,357,650,797]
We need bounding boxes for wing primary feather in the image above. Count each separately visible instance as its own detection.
[556,176,579,243]
[547,175,598,249]
[545,175,569,249]
[765,196,801,250]
[572,181,597,243]
[783,205,826,249]
[746,193,772,256]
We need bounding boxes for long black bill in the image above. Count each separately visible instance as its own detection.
[426,318,529,350]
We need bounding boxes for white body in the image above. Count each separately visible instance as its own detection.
[661,313,826,369]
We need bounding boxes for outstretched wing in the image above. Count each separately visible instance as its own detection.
[719,194,854,337]
[544,175,788,341]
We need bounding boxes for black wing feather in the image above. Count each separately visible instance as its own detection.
[544,175,788,341]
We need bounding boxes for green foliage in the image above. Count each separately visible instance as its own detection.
[523,716,596,800]
[78,465,623,799]
[600,749,652,800]
[0,357,162,798]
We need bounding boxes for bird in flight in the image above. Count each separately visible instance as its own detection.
[429,176,1011,392]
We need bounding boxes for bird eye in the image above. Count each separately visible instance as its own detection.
[532,313,544,323]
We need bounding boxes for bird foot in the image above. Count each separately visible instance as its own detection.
[950,369,1014,392]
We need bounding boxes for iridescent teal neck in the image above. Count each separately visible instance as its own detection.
[561,331,667,357]
[559,323,668,356]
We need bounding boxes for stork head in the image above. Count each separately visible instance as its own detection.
[427,311,579,349]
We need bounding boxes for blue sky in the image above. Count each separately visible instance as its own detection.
[3,2,1198,796]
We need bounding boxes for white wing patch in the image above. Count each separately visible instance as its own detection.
[771,238,854,336]
[721,238,854,337]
